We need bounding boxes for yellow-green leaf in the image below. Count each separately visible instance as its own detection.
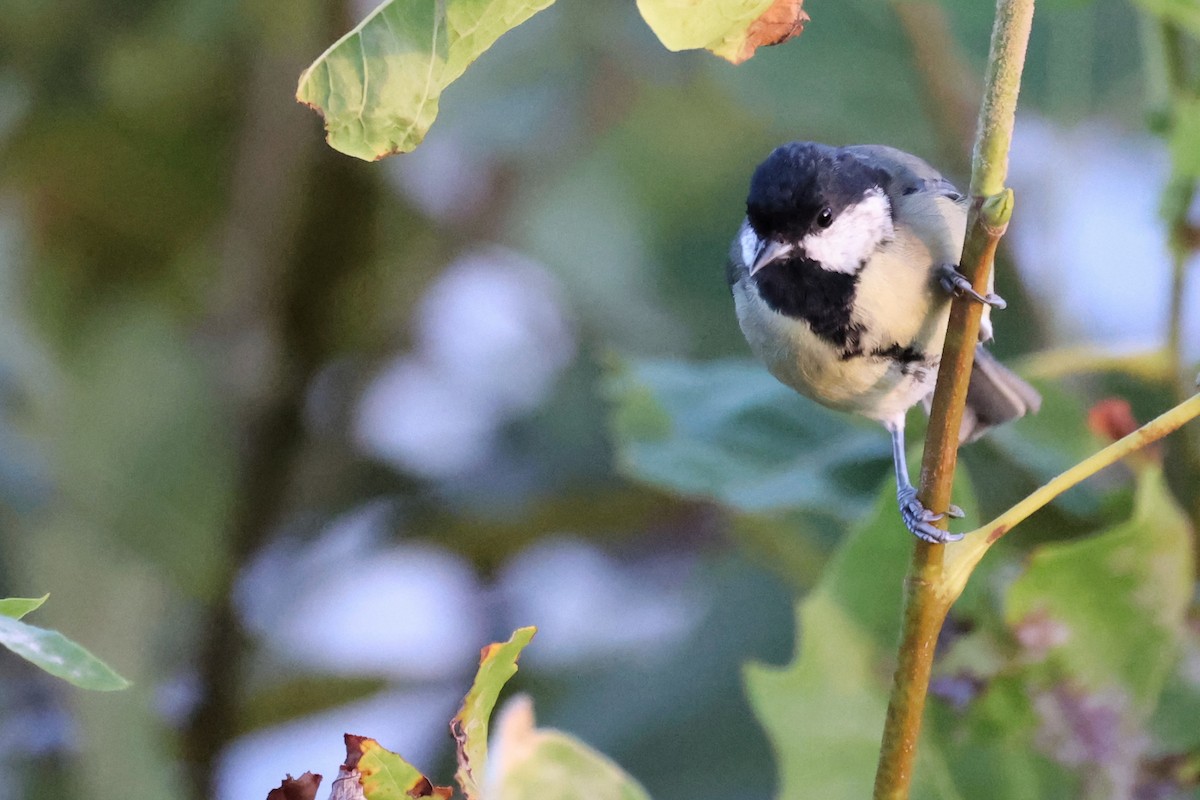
[453,626,537,800]
[0,595,48,620]
[348,734,452,800]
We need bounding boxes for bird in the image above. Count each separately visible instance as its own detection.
[727,141,1040,543]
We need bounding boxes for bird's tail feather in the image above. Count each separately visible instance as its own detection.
[958,345,1041,443]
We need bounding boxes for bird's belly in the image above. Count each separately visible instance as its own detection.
[782,331,937,420]
[735,285,942,422]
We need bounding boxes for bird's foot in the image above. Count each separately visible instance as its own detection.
[937,264,1007,309]
[897,486,965,543]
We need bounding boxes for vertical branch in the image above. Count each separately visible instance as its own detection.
[873,1,1035,797]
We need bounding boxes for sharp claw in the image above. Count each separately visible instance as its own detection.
[938,265,1006,309]
[897,487,964,543]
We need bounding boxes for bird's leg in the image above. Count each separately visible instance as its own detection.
[885,418,965,543]
[936,264,1007,309]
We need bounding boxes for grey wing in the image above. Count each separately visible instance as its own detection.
[842,145,964,204]
[959,345,1042,443]
[845,145,996,341]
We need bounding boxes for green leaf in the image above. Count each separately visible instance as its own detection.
[636,0,806,64]
[0,595,48,619]
[744,477,979,800]
[297,0,556,160]
[925,676,1078,799]
[604,357,891,519]
[453,626,538,800]
[1005,466,1194,714]
[1149,632,1200,751]
[489,695,651,800]
[350,735,452,799]
[0,615,130,691]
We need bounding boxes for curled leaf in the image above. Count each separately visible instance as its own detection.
[297,0,557,160]
[452,627,537,800]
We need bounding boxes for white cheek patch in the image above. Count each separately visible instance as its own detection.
[801,188,894,274]
[739,223,761,271]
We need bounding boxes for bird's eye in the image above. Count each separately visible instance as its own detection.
[817,207,833,228]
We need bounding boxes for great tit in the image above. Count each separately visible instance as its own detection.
[727,141,1040,543]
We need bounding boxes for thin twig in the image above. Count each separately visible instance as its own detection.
[942,391,1200,600]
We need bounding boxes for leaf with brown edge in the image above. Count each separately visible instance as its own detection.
[733,0,808,63]
[637,0,807,65]
[266,772,322,800]
[343,734,452,800]
[451,627,537,800]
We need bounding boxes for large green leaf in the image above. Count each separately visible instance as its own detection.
[745,474,1091,799]
[925,677,1078,799]
[1005,466,1194,714]
[744,479,980,800]
[605,357,891,520]
[489,696,651,800]
[297,0,556,160]
[0,615,130,691]
[1149,632,1200,752]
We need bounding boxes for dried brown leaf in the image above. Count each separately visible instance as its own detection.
[266,772,322,800]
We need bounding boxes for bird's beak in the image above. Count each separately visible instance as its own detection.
[749,239,794,276]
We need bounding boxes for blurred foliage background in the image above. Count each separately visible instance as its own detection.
[0,0,1199,798]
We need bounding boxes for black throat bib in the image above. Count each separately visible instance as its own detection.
[753,256,864,356]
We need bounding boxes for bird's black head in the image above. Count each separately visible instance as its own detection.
[742,142,895,277]
[746,142,890,242]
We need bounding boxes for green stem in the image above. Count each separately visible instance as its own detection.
[873,0,1034,797]
[942,391,1200,600]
